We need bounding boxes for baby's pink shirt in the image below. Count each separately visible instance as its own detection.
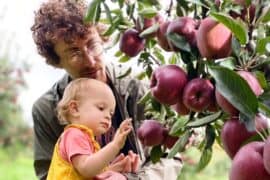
[58,127,126,180]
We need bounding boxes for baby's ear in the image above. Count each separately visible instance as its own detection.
[68,100,80,118]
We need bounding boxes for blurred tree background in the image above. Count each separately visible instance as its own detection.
[0,1,36,179]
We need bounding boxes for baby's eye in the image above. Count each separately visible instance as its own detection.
[97,105,104,111]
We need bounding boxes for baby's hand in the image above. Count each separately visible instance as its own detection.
[113,118,132,149]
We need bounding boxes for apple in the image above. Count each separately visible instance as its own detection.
[163,129,179,149]
[182,78,215,112]
[215,71,263,116]
[157,21,172,51]
[196,17,232,59]
[215,90,239,116]
[150,65,188,105]
[137,120,166,146]
[263,137,270,174]
[166,17,198,50]
[136,14,164,38]
[230,141,270,180]
[221,115,269,159]
[119,28,145,57]
[171,96,190,115]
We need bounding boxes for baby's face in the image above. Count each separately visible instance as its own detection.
[76,86,116,136]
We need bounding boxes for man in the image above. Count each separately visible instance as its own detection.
[31,0,146,179]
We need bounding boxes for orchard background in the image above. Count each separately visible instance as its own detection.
[84,0,270,179]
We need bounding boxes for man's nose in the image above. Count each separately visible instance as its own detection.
[83,47,96,66]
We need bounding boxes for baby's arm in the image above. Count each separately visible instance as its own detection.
[71,119,132,178]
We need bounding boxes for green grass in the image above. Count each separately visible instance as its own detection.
[178,144,231,180]
[0,144,36,180]
[0,143,231,180]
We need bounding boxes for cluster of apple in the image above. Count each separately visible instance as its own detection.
[137,119,179,149]
[119,13,233,60]
[117,0,270,178]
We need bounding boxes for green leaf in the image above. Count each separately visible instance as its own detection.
[257,5,270,23]
[256,37,270,55]
[186,111,222,128]
[116,67,132,79]
[254,71,268,89]
[167,33,191,52]
[186,0,210,9]
[150,145,163,163]
[153,48,165,65]
[208,66,258,120]
[138,90,151,105]
[258,102,270,117]
[196,148,212,172]
[84,0,101,23]
[217,57,237,70]
[205,125,216,149]
[139,24,159,38]
[167,131,191,158]
[102,2,113,23]
[169,116,189,136]
[119,54,131,62]
[210,12,248,45]
[138,8,157,18]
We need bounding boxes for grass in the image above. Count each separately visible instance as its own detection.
[0,144,36,180]
[0,143,231,180]
[178,144,231,180]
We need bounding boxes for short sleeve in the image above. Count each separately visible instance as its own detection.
[59,128,94,163]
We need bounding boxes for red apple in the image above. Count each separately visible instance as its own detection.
[137,120,166,146]
[263,136,270,174]
[230,141,270,180]
[215,71,263,116]
[150,65,188,105]
[136,14,164,38]
[196,17,232,59]
[157,21,172,51]
[221,115,269,159]
[171,96,190,115]
[163,129,179,149]
[119,28,145,57]
[166,17,198,50]
[182,78,215,112]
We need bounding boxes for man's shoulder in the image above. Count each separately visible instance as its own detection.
[32,74,70,114]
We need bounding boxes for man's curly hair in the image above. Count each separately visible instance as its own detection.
[31,0,107,66]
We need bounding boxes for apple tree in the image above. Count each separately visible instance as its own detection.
[0,57,29,147]
[85,0,270,178]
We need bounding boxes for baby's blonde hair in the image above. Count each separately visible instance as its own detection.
[57,78,112,125]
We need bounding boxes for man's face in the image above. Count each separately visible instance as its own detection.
[54,28,107,82]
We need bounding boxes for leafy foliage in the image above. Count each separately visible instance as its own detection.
[85,0,270,177]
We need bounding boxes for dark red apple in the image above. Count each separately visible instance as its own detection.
[137,120,166,146]
[166,17,198,50]
[157,21,172,51]
[150,65,188,105]
[171,97,190,115]
[215,71,263,116]
[221,115,269,159]
[263,136,270,174]
[119,28,145,57]
[196,17,232,59]
[136,14,164,37]
[182,78,215,112]
[230,141,270,180]
[163,130,179,149]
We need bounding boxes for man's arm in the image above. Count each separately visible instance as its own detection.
[32,98,62,180]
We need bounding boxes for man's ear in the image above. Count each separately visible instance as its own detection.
[68,100,80,118]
